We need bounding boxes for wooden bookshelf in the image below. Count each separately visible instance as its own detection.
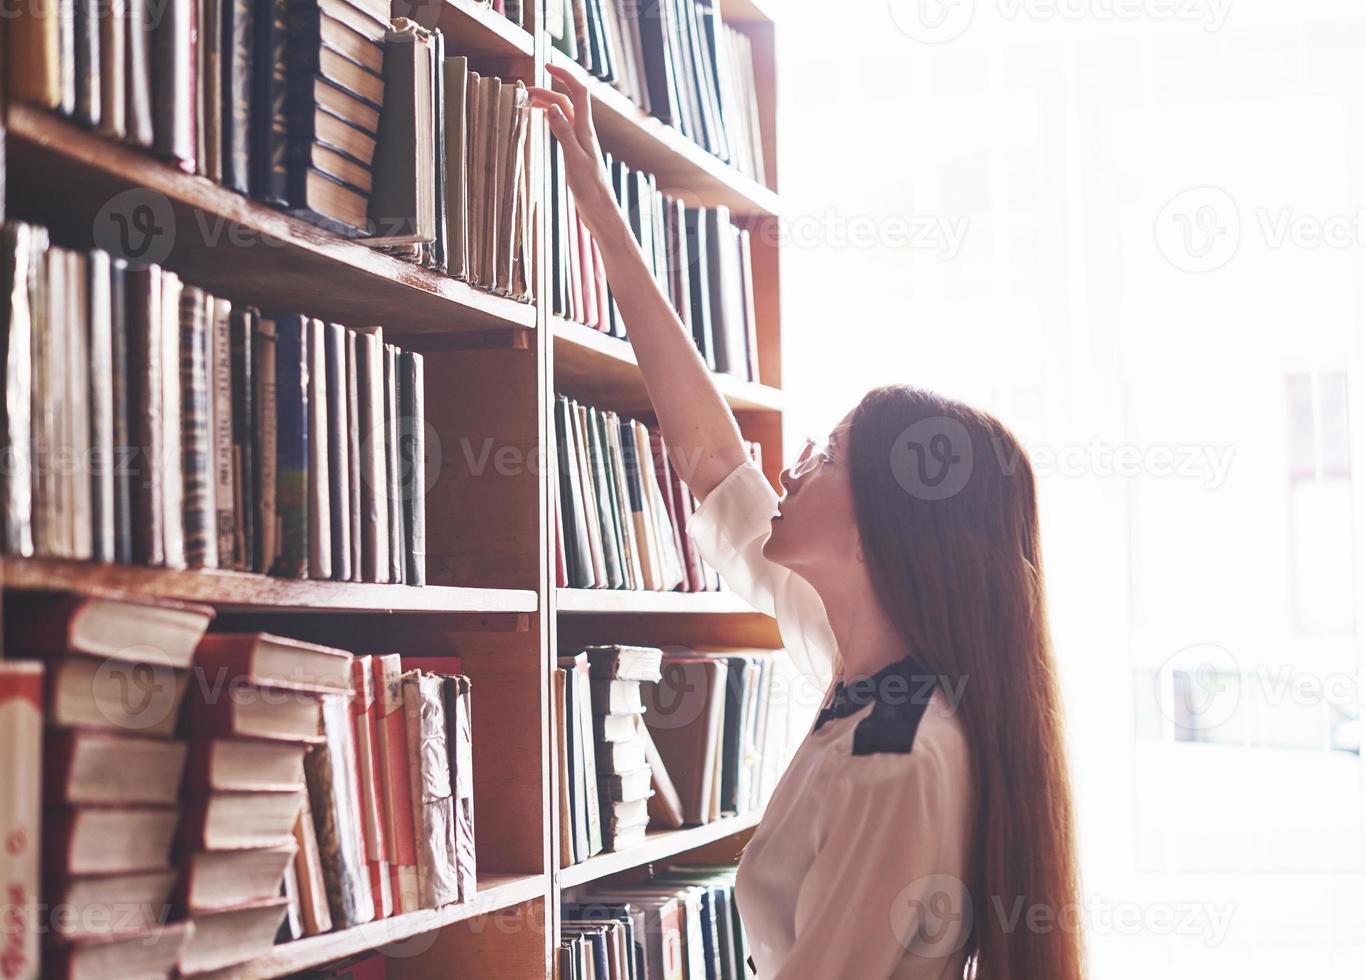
[3,105,536,336]
[209,873,547,980]
[557,813,762,889]
[0,0,785,975]
[553,316,785,414]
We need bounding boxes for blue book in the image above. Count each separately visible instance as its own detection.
[272,314,308,577]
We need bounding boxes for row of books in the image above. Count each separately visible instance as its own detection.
[550,141,762,384]
[0,591,477,977]
[554,396,760,592]
[549,0,768,186]
[0,221,428,585]
[558,646,809,866]
[368,27,535,298]
[562,867,750,980]
[4,0,534,301]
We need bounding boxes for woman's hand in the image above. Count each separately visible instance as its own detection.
[529,65,619,237]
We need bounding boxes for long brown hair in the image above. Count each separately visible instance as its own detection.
[847,385,1083,980]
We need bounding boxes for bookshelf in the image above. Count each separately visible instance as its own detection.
[0,0,787,976]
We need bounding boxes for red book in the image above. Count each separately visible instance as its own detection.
[0,663,41,979]
[351,657,392,918]
[193,633,353,694]
[6,592,214,668]
[372,654,418,913]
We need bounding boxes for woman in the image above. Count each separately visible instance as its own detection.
[533,66,1084,980]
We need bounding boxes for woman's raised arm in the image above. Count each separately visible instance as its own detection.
[530,65,749,500]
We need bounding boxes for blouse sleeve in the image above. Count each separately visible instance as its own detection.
[687,461,837,686]
[774,743,973,979]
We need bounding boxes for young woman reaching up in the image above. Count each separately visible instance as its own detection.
[532,66,1085,980]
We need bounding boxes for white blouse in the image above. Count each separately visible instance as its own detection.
[688,461,974,980]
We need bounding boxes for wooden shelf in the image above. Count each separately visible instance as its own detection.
[2,557,538,616]
[4,104,536,336]
[207,873,546,980]
[558,813,762,889]
[437,0,536,58]
[557,588,760,615]
[547,51,781,218]
[552,317,784,414]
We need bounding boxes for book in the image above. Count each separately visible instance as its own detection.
[291,793,333,935]
[304,693,376,928]
[183,737,307,792]
[272,313,309,577]
[45,730,187,805]
[307,318,332,579]
[47,654,190,737]
[185,681,323,742]
[46,923,192,980]
[193,632,353,692]
[181,286,218,568]
[6,592,214,668]
[179,897,290,973]
[46,807,180,875]
[252,314,278,571]
[229,307,256,567]
[326,323,353,580]
[373,654,418,912]
[1,225,35,558]
[401,670,458,908]
[152,0,195,170]
[350,657,392,918]
[398,350,425,586]
[0,663,42,979]
[179,789,304,849]
[355,327,388,582]
[48,869,178,939]
[210,298,237,566]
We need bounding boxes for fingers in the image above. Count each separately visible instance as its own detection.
[545,105,577,150]
[545,64,597,148]
[528,87,574,121]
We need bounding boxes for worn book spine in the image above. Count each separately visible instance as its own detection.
[152,0,195,170]
[98,0,127,138]
[443,57,469,282]
[251,0,290,204]
[349,658,390,918]
[1,225,34,557]
[125,0,155,146]
[126,264,164,566]
[306,318,332,580]
[252,316,278,572]
[210,297,236,566]
[346,329,362,582]
[109,259,132,563]
[0,664,42,980]
[401,671,458,909]
[374,655,417,912]
[160,271,186,567]
[32,245,57,558]
[74,0,101,126]
[272,314,308,577]
[303,694,375,929]
[180,287,217,568]
[354,328,387,582]
[398,351,424,586]
[384,344,403,583]
[229,308,255,568]
[452,675,476,900]
[87,249,115,562]
[221,0,253,192]
[65,250,92,560]
[325,324,352,581]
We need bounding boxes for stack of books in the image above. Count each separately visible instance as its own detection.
[549,0,767,184]
[0,221,428,586]
[563,865,750,980]
[554,395,750,593]
[11,592,215,977]
[3,0,536,299]
[274,0,393,234]
[368,31,534,300]
[178,632,352,972]
[556,645,665,863]
[550,143,761,383]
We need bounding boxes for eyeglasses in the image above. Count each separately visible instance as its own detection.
[788,437,836,479]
